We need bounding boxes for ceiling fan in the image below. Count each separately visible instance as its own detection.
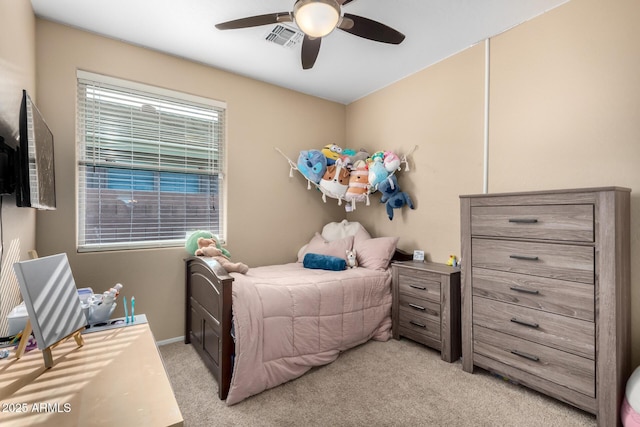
[215,0,405,70]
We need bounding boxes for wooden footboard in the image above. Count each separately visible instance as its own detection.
[185,256,234,400]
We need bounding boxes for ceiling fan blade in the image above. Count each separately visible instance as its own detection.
[337,16,354,30]
[339,13,405,44]
[338,0,356,5]
[301,35,321,70]
[215,12,292,30]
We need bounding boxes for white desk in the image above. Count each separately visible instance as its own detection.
[0,321,183,426]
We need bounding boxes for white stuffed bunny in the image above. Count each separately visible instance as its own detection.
[346,249,358,269]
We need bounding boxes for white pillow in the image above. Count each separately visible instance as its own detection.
[626,365,640,411]
[297,233,354,262]
[321,220,370,242]
[297,220,371,261]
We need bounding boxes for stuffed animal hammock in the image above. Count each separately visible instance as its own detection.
[275,145,417,212]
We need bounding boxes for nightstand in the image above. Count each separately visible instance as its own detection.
[391,261,461,362]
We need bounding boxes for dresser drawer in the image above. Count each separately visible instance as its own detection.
[473,326,595,397]
[471,205,594,242]
[397,270,441,303]
[472,267,594,321]
[473,297,594,358]
[398,293,440,324]
[472,239,594,284]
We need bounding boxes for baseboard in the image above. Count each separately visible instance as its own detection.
[156,336,185,346]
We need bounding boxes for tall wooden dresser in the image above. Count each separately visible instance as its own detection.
[460,187,631,426]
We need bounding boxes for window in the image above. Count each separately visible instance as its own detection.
[76,71,226,252]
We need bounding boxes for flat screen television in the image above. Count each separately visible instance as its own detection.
[0,135,16,195]
[16,90,56,210]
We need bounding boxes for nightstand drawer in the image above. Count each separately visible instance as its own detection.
[398,310,440,342]
[473,326,595,397]
[471,204,594,242]
[398,294,440,325]
[473,297,594,359]
[472,238,594,284]
[397,270,440,303]
[472,267,594,321]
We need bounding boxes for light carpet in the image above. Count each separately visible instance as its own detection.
[159,337,597,427]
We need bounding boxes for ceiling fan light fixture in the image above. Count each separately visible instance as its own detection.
[294,0,340,38]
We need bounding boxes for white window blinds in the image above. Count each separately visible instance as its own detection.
[76,71,226,251]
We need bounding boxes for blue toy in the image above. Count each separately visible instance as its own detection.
[378,175,415,220]
[368,161,389,192]
[297,150,327,183]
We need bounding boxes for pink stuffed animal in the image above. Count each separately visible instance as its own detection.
[383,151,401,173]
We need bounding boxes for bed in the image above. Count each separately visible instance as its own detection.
[184,221,410,405]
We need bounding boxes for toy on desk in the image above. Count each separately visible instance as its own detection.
[13,334,37,352]
[84,283,123,325]
[446,255,458,267]
[124,295,136,324]
[9,330,37,352]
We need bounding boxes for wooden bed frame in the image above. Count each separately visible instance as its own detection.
[185,256,234,400]
[185,250,412,400]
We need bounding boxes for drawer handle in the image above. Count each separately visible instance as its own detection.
[509,255,539,261]
[508,218,538,224]
[409,303,426,311]
[409,284,427,291]
[409,320,426,328]
[510,349,540,362]
[509,286,539,295]
[510,317,539,329]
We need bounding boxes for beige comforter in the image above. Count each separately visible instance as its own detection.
[226,262,392,405]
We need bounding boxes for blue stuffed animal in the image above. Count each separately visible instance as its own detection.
[297,150,327,183]
[368,161,388,192]
[378,175,415,220]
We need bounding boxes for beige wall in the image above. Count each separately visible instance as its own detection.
[0,0,37,333]
[34,20,345,341]
[346,0,640,365]
[346,42,485,260]
[490,0,640,365]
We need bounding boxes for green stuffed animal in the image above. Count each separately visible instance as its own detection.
[185,230,231,258]
[185,230,248,274]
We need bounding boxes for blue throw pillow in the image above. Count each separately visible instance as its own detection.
[303,253,346,271]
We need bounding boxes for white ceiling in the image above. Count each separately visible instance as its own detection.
[30,0,568,105]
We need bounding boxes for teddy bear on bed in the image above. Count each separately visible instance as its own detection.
[186,231,249,274]
[195,237,249,274]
